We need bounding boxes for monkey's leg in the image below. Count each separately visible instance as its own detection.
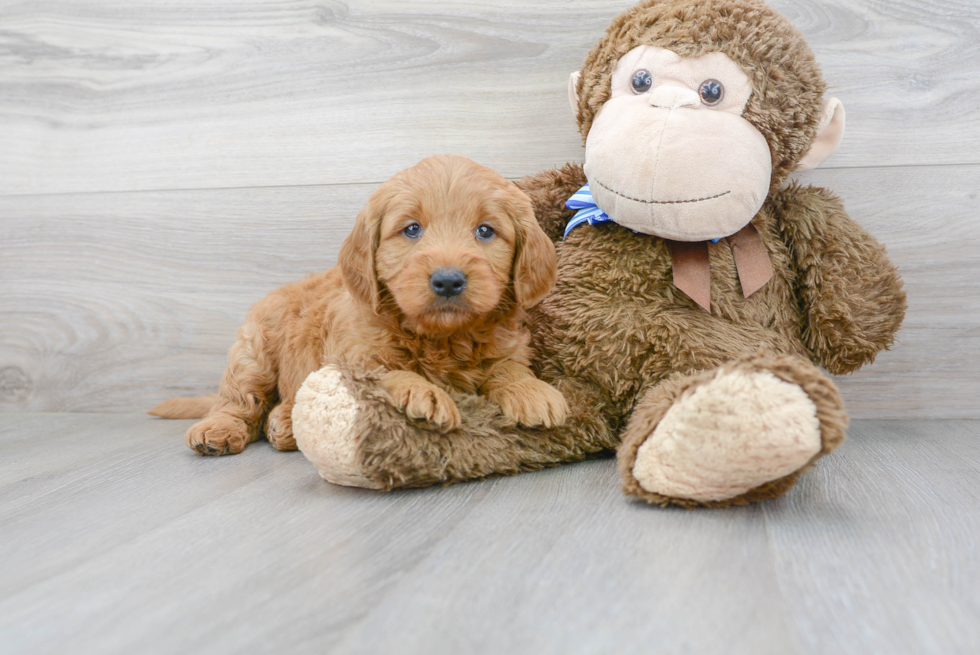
[617,350,848,508]
[291,365,615,490]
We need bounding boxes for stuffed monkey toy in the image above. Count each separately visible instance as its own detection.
[291,0,906,507]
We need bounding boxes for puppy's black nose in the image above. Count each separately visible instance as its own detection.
[430,268,467,298]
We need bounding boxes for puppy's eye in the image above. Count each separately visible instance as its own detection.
[631,69,653,94]
[402,223,422,239]
[475,224,496,241]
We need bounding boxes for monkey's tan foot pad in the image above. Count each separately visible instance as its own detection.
[618,352,848,507]
[293,365,385,489]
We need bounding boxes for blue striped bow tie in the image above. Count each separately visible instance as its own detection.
[564,184,612,238]
[564,183,721,243]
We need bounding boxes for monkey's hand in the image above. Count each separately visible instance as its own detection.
[775,184,907,375]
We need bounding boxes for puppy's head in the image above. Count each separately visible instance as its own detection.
[338,155,556,335]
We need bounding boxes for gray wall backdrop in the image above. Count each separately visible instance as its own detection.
[1,0,977,418]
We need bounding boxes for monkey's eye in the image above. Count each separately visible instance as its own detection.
[698,79,725,106]
[475,224,496,241]
[402,223,422,239]
[631,69,653,94]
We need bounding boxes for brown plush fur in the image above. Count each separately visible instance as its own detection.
[317,364,613,491]
[298,0,906,507]
[149,155,566,454]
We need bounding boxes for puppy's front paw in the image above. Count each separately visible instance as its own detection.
[490,379,568,428]
[386,379,462,431]
[186,415,251,455]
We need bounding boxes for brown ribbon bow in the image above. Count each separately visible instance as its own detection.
[667,223,774,312]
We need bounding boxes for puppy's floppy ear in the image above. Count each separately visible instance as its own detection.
[509,185,558,308]
[338,189,386,312]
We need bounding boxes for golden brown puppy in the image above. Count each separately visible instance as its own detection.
[150,155,568,455]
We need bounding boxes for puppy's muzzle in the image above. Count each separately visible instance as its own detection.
[430,268,467,298]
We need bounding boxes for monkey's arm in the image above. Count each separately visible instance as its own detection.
[515,163,587,242]
[774,184,907,375]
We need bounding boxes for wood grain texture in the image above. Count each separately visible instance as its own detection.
[0,183,373,412]
[0,415,977,655]
[1,0,978,196]
[2,164,976,417]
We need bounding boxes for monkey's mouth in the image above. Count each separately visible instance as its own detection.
[595,180,731,205]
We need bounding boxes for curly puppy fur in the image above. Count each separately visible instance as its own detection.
[299,0,906,507]
[149,155,567,455]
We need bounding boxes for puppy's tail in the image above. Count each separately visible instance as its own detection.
[147,394,218,419]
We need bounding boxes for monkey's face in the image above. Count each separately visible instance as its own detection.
[581,46,772,242]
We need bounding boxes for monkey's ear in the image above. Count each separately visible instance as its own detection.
[796,97,846,172]
[511,189,558,309]
[568,71,582,121]
[338,195,384,313]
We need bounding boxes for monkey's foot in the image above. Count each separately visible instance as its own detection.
[292,365,384,489]
[618,352,847,508]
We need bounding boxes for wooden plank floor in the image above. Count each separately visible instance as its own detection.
[1,415,977,655]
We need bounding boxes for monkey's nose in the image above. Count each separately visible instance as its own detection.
[648,85,701,109]
[430,268,468,298]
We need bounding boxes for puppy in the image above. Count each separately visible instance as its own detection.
[150,155,568,455]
